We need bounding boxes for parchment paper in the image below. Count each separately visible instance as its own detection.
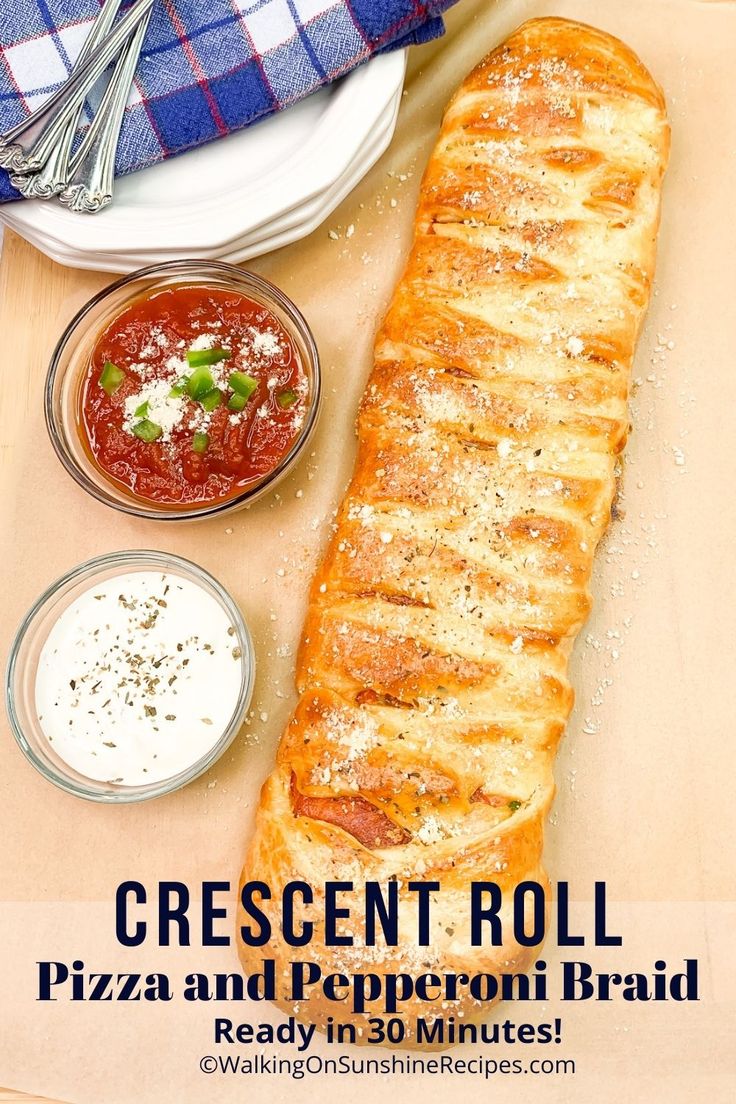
[1,1,735,1100]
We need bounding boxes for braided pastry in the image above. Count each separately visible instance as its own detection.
[238,16,669,1040]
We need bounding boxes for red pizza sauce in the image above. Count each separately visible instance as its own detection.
[79,284,309,506]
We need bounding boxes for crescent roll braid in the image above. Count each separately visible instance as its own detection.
[238,16,669,1042]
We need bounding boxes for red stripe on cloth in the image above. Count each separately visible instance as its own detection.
[225,0,279,111]
[1,24,46,115]
[136,81,169,159]
[369,4,431,52]
[342,1,431,54]
[0,51,24,100]
[162,0,228,136]
[1,14,98,55]
[342,0,371,47]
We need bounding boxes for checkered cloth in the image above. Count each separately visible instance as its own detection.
[0,0,457,202]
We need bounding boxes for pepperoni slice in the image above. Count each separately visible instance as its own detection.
[354,688,414,710]
[470,787,507,807]
[290,773,410,849]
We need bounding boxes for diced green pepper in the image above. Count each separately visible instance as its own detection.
[186,347,231,368]
[132,419,163,443]
[508,799,522,812]
[228,371,258,400]
[99,361,125,395]
[277,388,298,409]
[227,393,247,412]
[134,399,150,418]
[192,431,209,454]
[168,376,190,398]
[187,366,215,400]
[200,388,222,412]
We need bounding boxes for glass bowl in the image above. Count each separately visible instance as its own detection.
[45,260,321,521]
[5,549,255,803]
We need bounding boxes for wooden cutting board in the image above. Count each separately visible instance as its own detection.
[0,1092,55,1103]
[0,230,106,497]
[0,233,95,1104]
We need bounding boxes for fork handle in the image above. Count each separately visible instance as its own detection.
[0,0,155,173]
[10,0,124,197]
[60,11,152,213]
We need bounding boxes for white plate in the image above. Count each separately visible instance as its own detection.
[2,79,403,273]
[0,52,405,261]
[0,93,399,271]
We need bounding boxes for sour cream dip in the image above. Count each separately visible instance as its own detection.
[34,570,245,786]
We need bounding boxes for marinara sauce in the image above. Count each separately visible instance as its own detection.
[80,284,309,506]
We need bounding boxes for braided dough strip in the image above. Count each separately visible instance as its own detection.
[238,16,669,1041]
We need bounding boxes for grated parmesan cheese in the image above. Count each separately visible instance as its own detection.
[123,379,185,441]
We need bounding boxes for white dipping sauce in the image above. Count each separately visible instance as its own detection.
[35,571,244,786]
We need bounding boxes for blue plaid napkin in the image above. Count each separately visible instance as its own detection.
[0,0,457,202]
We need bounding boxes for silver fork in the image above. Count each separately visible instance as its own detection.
[10,0,124,198]
[0,0,155,174]
[59,8,152,213]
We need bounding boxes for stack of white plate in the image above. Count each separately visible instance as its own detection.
[0,52,405,273]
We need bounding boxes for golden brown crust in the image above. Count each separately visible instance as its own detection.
[238,16,669,1042]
